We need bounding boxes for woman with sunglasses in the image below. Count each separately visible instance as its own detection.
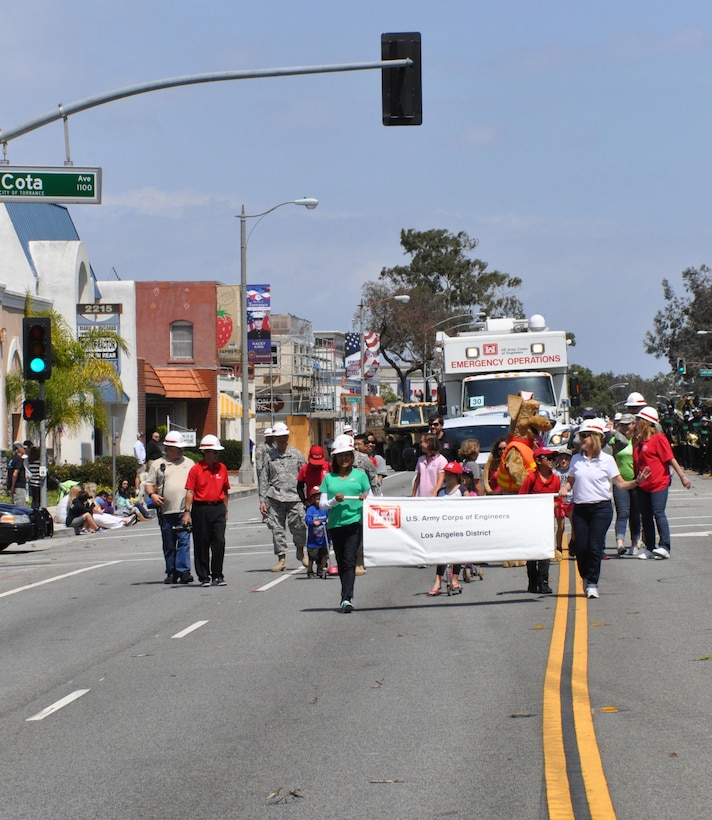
[558,418,649,599]
[483,437,508,494]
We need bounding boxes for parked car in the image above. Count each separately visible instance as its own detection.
[0,502,54,550]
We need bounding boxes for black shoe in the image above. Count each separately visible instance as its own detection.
[199,578,211,587]
[527,584,538,593]
[179,572,194,584]
[164,574,175,585]
[212,577,227,586]
[539,583,553,594]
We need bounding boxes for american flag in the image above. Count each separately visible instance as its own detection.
[345,332,360,377]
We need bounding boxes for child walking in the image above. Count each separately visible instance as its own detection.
[519,447,561,594]
[305,486,330,578]
[428,462,464,596]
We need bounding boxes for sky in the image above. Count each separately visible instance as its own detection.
[3,1,712,378]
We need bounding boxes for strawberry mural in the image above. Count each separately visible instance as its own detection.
[216,309,233,348]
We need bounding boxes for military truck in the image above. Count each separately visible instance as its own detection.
[365,402,437,470]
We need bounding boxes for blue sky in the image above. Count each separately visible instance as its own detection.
[3,1,712,377]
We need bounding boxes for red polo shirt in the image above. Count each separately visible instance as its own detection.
[185,460,230,502]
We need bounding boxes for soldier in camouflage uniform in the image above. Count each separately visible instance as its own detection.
[258,422,307,572]
[254,427,275,483]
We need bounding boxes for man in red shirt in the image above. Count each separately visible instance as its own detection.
[182,435,231,587]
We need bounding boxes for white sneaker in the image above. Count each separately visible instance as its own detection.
[637,549,654,560]
[627,546,638,556]
[652,546,670,559]
[585,585,599,599]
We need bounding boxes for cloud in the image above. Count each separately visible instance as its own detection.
[104,187,235,216]
[494,26,706,74]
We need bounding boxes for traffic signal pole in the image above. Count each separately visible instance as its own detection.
[39,381,47,508]
[0,57,415,147]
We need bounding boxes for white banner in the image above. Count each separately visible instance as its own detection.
[363,495,555,567]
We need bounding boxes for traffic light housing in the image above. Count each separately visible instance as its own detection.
[381,32,422,126]
[23,317,52,381]
[22,399,46,422]
[676,357,686,375]
[569,375,581,407]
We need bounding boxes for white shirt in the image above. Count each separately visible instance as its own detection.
[567,451,619,504]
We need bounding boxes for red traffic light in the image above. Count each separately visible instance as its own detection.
[22,399,46,421]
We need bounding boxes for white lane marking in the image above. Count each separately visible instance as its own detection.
[674,531,712,537]
[172,620,209,639]
[0,561,122,598]
[26,689,90,722]
[253,567,304,592]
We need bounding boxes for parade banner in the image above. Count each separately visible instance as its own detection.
[363,495,554,567]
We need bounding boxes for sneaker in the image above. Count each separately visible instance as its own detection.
[637,549,655,560]
[179,572,194,584]
[616,545,627,556]
[652,547,670,559]
[585,585,599,599]
[627,546,638,556]
[340,600,354,613]
[212,577,227,586]
[164,574,175,585]
[539,583,553,594]
[199,579,211,587]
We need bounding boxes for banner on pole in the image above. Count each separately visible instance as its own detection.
[363,495,554,567]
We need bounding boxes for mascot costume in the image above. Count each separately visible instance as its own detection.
[497,392,553,567]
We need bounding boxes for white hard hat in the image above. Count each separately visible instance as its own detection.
[199,434,224,451]
[264,427,273,437]
[636,406,659,424]
[163,431,186,447]
[343,424,353,433]
[331,434,355,455]
[625,391,646,408]
[271,422,290,436]
[578,418,606,435]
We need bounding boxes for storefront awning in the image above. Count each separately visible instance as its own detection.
[219,393,252,418]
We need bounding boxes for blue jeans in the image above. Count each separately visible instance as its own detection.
[636,486,671,552]
[572,500,613,587]
[159,512,192,576]
[612,484,641,543]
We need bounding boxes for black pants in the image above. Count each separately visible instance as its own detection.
[331,521,361,603]
[191,502,226,582]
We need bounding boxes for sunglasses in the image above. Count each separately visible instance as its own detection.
[498,446,507,451]
[579,432,592,439]
[536,455,554,461]
[430,422,442,428]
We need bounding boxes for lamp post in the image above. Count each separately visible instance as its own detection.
[358,294,410,432]
[237,198,318,484]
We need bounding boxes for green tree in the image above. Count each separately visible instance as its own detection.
[6,307,128,460]
[645,265,712,382]
[360,229,524,396]
[379,229,523,317]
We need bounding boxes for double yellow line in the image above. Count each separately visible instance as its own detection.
[543,554,617,819]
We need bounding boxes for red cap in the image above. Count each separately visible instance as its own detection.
[443,461,463,475]
[308,445,326,465]
[533,447,556,459]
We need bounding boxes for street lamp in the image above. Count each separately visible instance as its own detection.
[236,198,318,484]
[358,294,410,432]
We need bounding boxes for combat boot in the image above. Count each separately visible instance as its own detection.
[271,554,287,572]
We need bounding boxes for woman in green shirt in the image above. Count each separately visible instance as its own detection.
[320,435,371,612]
[611,414,641,556]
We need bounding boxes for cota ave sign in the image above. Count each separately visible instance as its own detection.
[0,166,102,204]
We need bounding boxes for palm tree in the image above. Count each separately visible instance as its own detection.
[6,306,129,462]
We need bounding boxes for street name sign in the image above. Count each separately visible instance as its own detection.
[699,369,712,378]
[0,166,102,204]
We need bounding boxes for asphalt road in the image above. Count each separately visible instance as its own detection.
[1,472,711,819]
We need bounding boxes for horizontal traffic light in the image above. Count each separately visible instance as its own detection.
[22,317,52,381]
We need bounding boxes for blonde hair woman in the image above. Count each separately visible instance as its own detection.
[558,419,649,599]
[632,406,691,560]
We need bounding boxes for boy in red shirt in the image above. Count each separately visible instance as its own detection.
[519,447,561,594]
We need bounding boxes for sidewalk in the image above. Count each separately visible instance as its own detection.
[49,483,258,540]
